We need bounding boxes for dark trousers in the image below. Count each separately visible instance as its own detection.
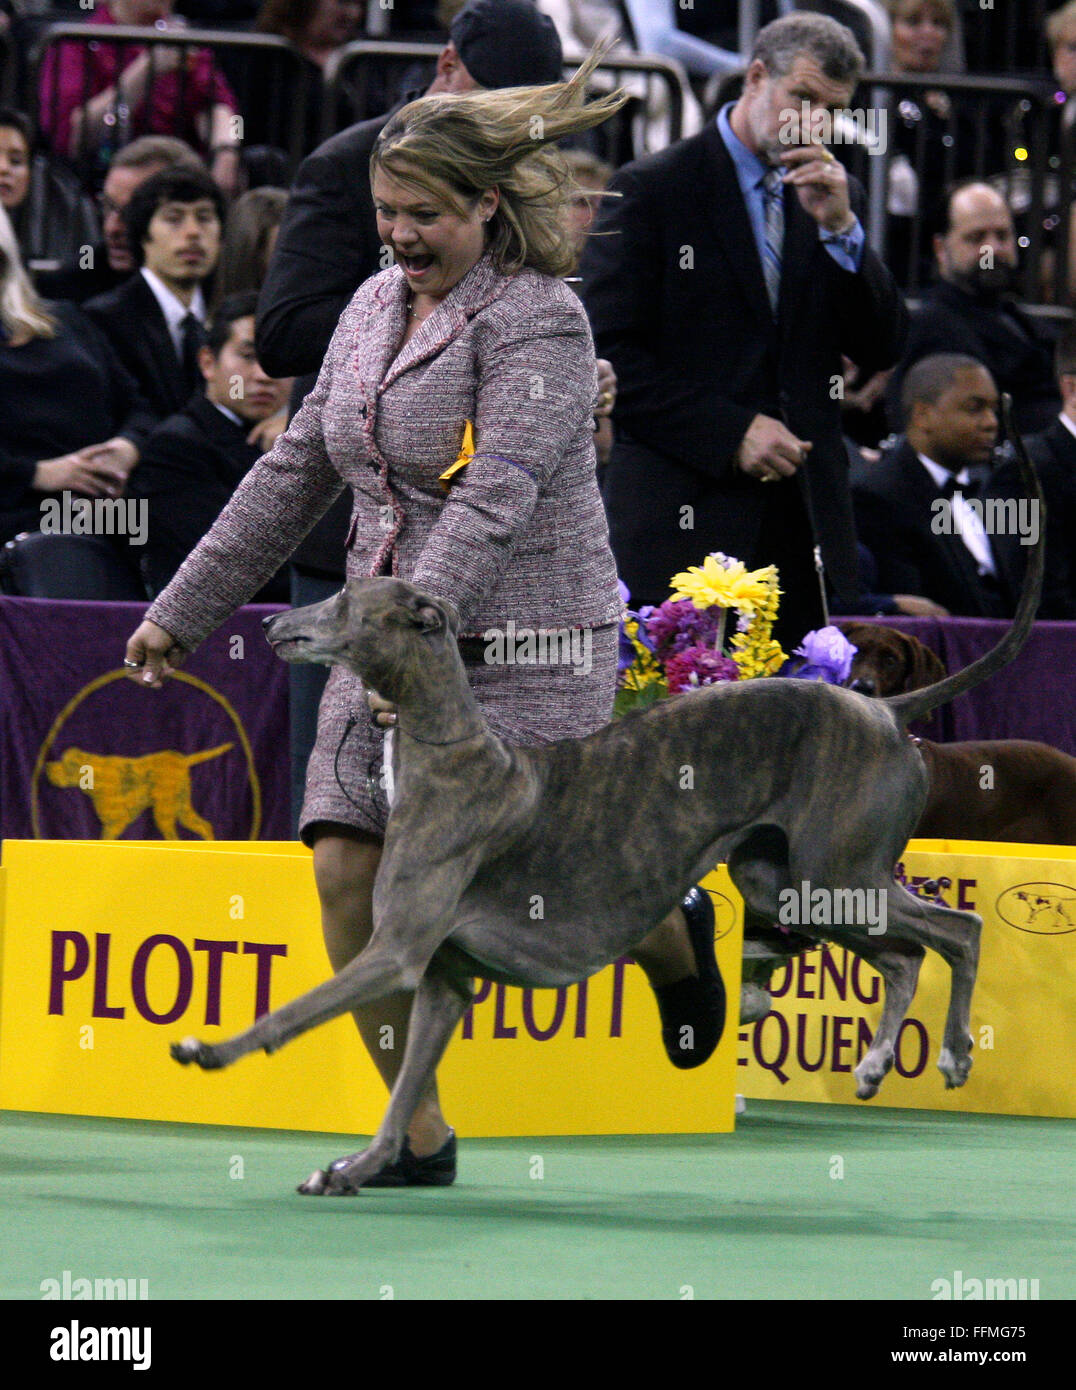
[289,567,342,838]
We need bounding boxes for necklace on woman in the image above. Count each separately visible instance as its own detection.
[408,294,431,321]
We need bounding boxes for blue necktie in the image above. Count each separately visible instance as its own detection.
[761,169,784,316]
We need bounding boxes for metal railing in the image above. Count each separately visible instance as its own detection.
[322,39,691,160]
[30,25,313,181]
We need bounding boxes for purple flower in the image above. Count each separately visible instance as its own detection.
[645,599,723,661]
[790,626,857,684]
[665,646,740,692]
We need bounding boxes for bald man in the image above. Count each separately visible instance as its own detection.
[888,180,1060,435]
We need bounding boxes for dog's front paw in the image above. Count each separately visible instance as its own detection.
[171,1037,223,1070]
[938,1046,972,1089]
[297,1148,391,1195]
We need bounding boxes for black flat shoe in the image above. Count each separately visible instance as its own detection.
[653,887,727,1069]
[360,1129,457,1187]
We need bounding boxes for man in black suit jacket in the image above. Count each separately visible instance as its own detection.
[852,355,1028,618]
[887,181,1061,437]
[990,321,1076,618]
[580,12,908,649]
[85,166,224,423]
[128,293,292,599]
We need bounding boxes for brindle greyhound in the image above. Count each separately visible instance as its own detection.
[173,398,1043,1196]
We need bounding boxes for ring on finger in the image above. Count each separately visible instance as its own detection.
[123,658,141,669]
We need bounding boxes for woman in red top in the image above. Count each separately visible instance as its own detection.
[39,0,240,194]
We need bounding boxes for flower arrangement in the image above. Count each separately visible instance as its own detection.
[616,552,858,716]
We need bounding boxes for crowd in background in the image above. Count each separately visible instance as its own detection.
[2,0,1076,629]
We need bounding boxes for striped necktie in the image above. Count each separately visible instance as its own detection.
[761,168,785,315]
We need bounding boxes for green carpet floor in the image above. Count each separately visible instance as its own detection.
[2,1101,1072,1301]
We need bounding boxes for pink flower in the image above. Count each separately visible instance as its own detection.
[665,646,740,692]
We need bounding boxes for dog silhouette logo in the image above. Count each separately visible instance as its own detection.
[32,668,261,840]
[996,882,1076,936]
[45,742,235,840]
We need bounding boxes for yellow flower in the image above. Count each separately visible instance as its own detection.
[669,555,781,616]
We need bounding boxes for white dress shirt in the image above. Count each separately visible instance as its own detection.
[918,452,996,577]
[141,268,206,361]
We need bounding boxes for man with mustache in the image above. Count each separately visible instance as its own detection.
[85,166,224,423]
[888,180,1061,436]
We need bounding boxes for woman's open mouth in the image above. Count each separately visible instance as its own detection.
[397,251,435,277]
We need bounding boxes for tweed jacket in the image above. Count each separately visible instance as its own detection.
[146,251,622,649]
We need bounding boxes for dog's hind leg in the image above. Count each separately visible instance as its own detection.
[825,935,925,1099]
[881,886,981,1089]
[298,958,473,1196]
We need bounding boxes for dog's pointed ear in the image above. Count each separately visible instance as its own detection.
[406,591,460,637]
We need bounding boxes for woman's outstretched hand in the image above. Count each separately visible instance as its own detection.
[124,619,188,688]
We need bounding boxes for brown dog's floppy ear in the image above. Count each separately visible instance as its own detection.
[903,634,947,692]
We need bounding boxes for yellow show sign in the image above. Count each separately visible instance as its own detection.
[739,842,1076,1117]
[0,841,741,1137]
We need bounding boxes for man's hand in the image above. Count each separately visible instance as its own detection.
[594,358,617,419]
[735,414,812,483]
[779,144,854,235]
[893,594,950,617]
[247,410,288,453]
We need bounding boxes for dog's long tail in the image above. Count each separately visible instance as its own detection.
[884,394,1045,730]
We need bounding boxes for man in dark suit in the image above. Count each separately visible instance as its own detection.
[852,354,1028,618]
[254,0,565,830]
[128,292,292,599]
[579,11,908,649]
[888,181,1061,437]
[991,322,1076,618]
[85,166,224,422]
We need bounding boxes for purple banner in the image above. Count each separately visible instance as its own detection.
[0,598,290,842]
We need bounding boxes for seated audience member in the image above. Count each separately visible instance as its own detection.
[128,292,292,597]
[38,0,241,195]
[1046,2,1076,300]
[987,323,1076,620]
[888,181,1061,437]
[36,135,205,303]
[85,165,224,421]
[211,185,286,307]
[622,0,771,82]
[0,206,156,546]
[242,0,365,152]
[0,109,30,241]
[0,108,100,288]
[883,0,990,290]
[211,186,288,444]
[853,354,1026,618]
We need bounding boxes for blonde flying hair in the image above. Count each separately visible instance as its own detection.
[0,204,56,342]
[370,45,629,280]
